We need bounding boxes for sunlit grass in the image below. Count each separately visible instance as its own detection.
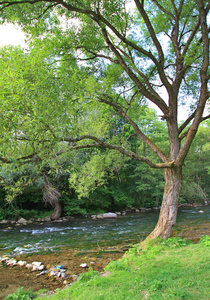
[37,236,210,300]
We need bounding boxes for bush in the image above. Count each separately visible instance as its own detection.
[4,287,36,300]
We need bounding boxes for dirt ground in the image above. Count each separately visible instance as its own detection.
[0,246,125,299]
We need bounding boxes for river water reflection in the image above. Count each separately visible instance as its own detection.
[0,206,209,256]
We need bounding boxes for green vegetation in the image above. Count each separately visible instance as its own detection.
[0,0,209,238]
[0,120,209,221]
[4,287,37,300]
[38,237,210,300]
[6,237,210,300]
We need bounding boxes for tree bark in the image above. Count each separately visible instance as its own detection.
[50,201,62,221]
[43,174,62,220]
[148,167,182,239]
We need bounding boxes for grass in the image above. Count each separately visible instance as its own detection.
[6,236,210,300]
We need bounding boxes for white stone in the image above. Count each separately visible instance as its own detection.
[1,256,10,262]
[32,261,42,267]
[26,263,32,269]
[32,264,45,271]
[7,259,17,266]
[0,219,9,224]
[38,265,45,271]
[17,260,27,267]
[103,213,118,218]
[50,270,57,276]
[199,210,204,213]
[17,218,27,224]
[37,270,47,276]
[80,263,88,268]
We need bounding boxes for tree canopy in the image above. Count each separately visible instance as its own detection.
[0,0,209,238]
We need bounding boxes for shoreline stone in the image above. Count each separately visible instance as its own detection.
[0,202,209,227]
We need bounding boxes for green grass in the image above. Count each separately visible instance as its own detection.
[7,236,210,300]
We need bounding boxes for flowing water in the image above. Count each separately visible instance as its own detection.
[0,206,209,299]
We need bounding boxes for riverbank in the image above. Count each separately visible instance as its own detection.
[0,202,208,228]
[5,236,210,300]
[0,206,209,299]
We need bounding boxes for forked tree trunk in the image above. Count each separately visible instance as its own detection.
[43,174,62,220]
[148,167,182,239]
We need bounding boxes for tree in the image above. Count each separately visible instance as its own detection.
[0,0,209,238]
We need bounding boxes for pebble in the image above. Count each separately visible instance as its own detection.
[37,270,48,276]
[17,260,27,267]
[26,263,33,269]
[32,264,45,271]
[80,263,88,268]
[6,259,17,266]
[32,261,42,267]
[1,256,10,262]
[49,270,57,276]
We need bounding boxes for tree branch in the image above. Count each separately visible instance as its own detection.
[97,96,169,163]
[178,110,196,134]
[151,0,175,19]
[65,137,174,169]
[100,26,168,115]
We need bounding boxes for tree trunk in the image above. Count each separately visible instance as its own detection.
[50,201,62,221]
[43,174,62,220]
[148,167,182,239]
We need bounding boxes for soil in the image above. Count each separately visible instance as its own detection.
[0,246,127,299]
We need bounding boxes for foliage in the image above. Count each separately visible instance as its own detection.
[0,0,209,237]
[199,235,210,246]
[5,287,36,300]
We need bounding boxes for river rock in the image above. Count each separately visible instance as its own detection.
[91,215,97,219]
[32,261,42,267]
[1,256,10,262]
[96,214,104,219]
[17,218,27,225]
[17,260,27,267]
[37,270,48,276]
[80,263,88,268]
[6,259,17,266]
[0,219,9,224]
[103,213,118,218]
[49,270,57,276]
[32,264,45,271]
[44,216,51,222]
[26,263,33,269]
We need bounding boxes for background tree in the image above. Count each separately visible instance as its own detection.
[0,0,209,239]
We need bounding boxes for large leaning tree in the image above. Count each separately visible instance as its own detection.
[0,0,209,238]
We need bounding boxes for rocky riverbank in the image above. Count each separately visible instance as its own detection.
[0,207,155,227]
[1,202,208,228]
[0,245,126,300]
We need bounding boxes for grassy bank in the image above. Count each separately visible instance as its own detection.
[6,236,210,300]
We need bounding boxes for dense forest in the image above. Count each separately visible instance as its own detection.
[0,111,209,221]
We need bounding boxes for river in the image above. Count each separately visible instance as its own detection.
[0,206,209,299]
